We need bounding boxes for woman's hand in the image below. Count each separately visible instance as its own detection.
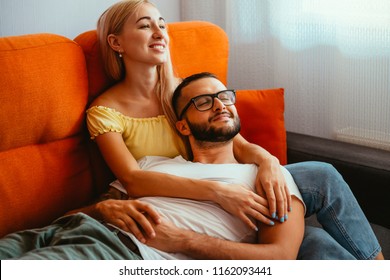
[95,199,161,243]
[255,156,292,222]
[231,135,291,223]
[214,184,274,230]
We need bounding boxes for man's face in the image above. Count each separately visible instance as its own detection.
[178,77,241,142]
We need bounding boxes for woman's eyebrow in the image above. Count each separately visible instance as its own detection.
[136,16,165,23]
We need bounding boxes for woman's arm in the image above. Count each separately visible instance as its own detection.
[233,134,292,221]
[146,196,305,259]
[94,132,274,229]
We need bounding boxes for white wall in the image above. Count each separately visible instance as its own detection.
[0,0,181,39]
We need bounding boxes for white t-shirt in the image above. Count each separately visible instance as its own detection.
[110,156,305,260]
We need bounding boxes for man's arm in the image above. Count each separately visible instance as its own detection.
[146,196,304,259]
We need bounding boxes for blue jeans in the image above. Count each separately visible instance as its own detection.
[285,161,382,260]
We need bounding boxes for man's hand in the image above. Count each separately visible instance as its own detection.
[255,156,292,222]
[95,199,161,243]
[145,217,185,253]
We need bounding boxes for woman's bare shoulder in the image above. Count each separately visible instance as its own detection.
[89,83,122,108]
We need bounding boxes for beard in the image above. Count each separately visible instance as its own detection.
[186,113,241,143]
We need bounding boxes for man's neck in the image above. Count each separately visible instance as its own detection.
[191,141,238,164]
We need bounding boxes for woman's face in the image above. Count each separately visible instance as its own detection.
[115,3,169,67]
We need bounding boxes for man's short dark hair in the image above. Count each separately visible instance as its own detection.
[172,72,219,119]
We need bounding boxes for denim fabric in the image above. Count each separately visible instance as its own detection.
[286,161,381,260]
[298,226,356,259]
[0,213,142,260]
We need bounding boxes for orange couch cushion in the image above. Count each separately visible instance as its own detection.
[168,21,229,84]
[73,30,114,104]
[0,34,93,237]
[235,89,287,165]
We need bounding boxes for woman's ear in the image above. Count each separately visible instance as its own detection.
[107,34,122,52]
[175,120,191,136]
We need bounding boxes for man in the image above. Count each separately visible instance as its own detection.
[108,71,306,258]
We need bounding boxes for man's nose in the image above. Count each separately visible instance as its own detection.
[212,97,226,111]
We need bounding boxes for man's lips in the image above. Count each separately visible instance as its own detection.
[210,112,232,122]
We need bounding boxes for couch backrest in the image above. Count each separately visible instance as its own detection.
[0,34,94,237]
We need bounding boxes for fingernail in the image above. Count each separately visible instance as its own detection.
[280,217,285,223]
[254,226,259,231]
[285,214,288,221]
[289,206,292,212]
[272,212,276,219]
[269,221,275,226]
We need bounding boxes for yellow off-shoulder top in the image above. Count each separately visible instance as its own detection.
[86,106,186,160]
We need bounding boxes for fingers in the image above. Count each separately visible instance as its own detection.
[124,219,148,243]
[285,185,292,212]
[129,201,161,241]
[260,181,292,223]
[254,194,269,208]
[246,202,275,227]
[238,212,259,231]
[264,188,277,219]
[275,186,287,222]
[255,163,294,223]
[138,201,161,224]
[252,185,289,224]
[236,193,274,228]
[99,199,160,243]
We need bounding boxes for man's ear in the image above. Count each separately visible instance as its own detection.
[176,120,191,136]
[107,34,122,52]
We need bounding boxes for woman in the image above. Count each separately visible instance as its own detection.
[81,0,290,240]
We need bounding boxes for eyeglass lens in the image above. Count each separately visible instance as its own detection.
[194,90,235,111]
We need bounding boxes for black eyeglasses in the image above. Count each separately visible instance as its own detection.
[178,89,236,119]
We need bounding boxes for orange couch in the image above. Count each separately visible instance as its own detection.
[0,21,286,238]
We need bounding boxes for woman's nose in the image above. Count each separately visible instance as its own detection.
[152,31,162,39]
[152,26,163,39]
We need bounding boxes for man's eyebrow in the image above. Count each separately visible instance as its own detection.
[136,16,165,23]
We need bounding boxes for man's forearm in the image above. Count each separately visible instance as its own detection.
[148,225,294,260]
[147,197,304,260]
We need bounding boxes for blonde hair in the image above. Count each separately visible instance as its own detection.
[97,0,186,157]
[97,0,146,81]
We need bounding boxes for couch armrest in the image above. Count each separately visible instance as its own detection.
[287,131,390,229]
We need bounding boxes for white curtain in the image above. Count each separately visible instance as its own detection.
[181,0,390,150]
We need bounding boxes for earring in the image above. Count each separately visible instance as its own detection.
[118,52,123,58]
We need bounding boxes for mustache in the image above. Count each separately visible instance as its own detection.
[208,111,233,122]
